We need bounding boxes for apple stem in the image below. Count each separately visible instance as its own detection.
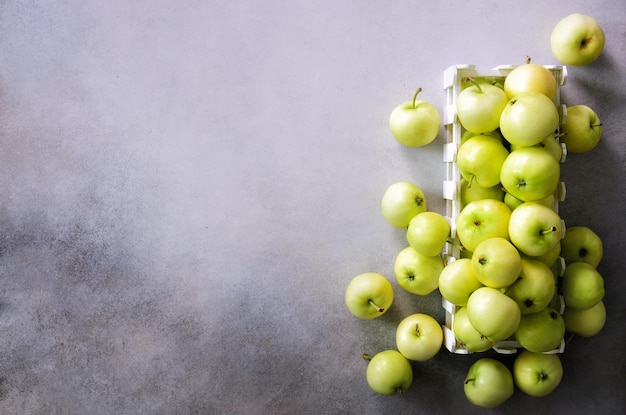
[362,353,373,361]
[541,226,557,235]
[415,323,421,337]
[592,123,603,127]
[412,88,423,109]
[467,174,475,189]
[464,378,475,385]
[368,299,384,313]
[526,55,531,64]
[463,77,482,94]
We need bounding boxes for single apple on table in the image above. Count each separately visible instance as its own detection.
[551,13,606,66]
[453,306,495,352]
[456,199,512,253]
[438,258,483,306]
[467,287,521,342]
[505,258,556,314]
[513,350,564,397]
[406,211,451,257]
[456,77,509,133]
[363,350,413,395]
[514,306,565,353]
[560,225,603,267]
[380,181,427,229]
[503,60,558,101]
[499,91,560,147]
[561,262,605,310]
[389,88,440,147]
[561,105,602,153]
[456,135,509,188]
[471,237,522,289]
[500,146,561,202]
[563,300,606,337]
[394,246,444,296]
[396,313,443,362]
[508,202,563,257]
[345,272,394,320]
[464,358,514,408]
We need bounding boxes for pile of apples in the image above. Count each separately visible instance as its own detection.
[344,13,608,409]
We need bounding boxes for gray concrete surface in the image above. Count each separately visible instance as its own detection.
[0,1,624,414]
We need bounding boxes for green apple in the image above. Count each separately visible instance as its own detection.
[456,77,509,133]
[514,307,565,353]
[456,135,509,188]
[453,306,495,352]
[460,178,505,209]
[471,237,522,288]
[505,258,556,314]
[508,202,563,257]
[510,133,564,163]
[456,199,512,253]
[396,313,443,361]
[561,262,605,310]
[560,226,603,267]
[461,130,503,145]
[406,211,450,257]
[504,191,555,211]
[394,246,444,296]
[464,358,514,408]
[500,146,561,202]
[364,350,413,395]
[561,105,602,153]
[380,181,427,228]
[467,287,521,342]
[345,272,394,320]
[563,300,606,337]
[522,239,562,268]
[503,62,557,101]
[513,350,563,397]
[438,258,483,306]
[389,88,440,147]
[550,13,606,66]
[499,92,560,147]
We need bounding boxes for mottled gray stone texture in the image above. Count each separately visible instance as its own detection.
[0,1,624,414]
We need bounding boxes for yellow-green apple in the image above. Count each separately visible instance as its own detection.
[364,350,413,395]
[513,351,563,397]
[394,246,444,296]
[460,178,505,209]
[464,358,514,408]
[505,258,556,314]
[453,306,495,352]
[522,240,562,268]
[510,133,564,162]
[467,287,521,342]
[456,78,508,133]
[508,202,563,257]
[456,199,512,253]
[406,211,450,257]
[396,313,443,361]
[514,307,565,352]
[380,181,427,228]
[500,146,561,202]
[499,92,559,147]
[503,63,557,101]
[561,262,605,310]
[345,272,394,320]
[550,13,606,66]
[504,191,555,211]
[461,129,503,145]
[471,237,522,288]
[560,226,603,267]
[563,301,606,337]
[560,105,602,153]
[439,258,483,306]
[456,135,509,188]
[389,88,440,147]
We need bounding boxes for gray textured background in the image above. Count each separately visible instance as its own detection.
[0,1,624,414]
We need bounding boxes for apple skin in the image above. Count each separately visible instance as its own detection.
[504,191,555,212]
[561,105,602,153]
[460,178,505,210]
[467,287,521,342]
[560,226,603,268]
[396,313,443,361]
[523,241,561,268]
[381,182,427,228]
[456,135,509,188]
[456,199,512,253]
[499,92,559,147]
[513,350,563,397]
[394,246,444,296]
[510,133,563,163]
[456,80,508,133]
[505,258,556,314]
[563,300,606,337]
[438,258,483,306]
[503,63,557,101]
[561,262,605,310]
[514,307,565,353]
[365,350,413,395]
[464,358,514,408]
[471,237,522,288]
[508,202,563,257]
[550,13,606,66]
[389,89,440,147]
[453,306,495,352]
[406,211,451,257]
[345,273,394,320]
[500,147,561,202]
